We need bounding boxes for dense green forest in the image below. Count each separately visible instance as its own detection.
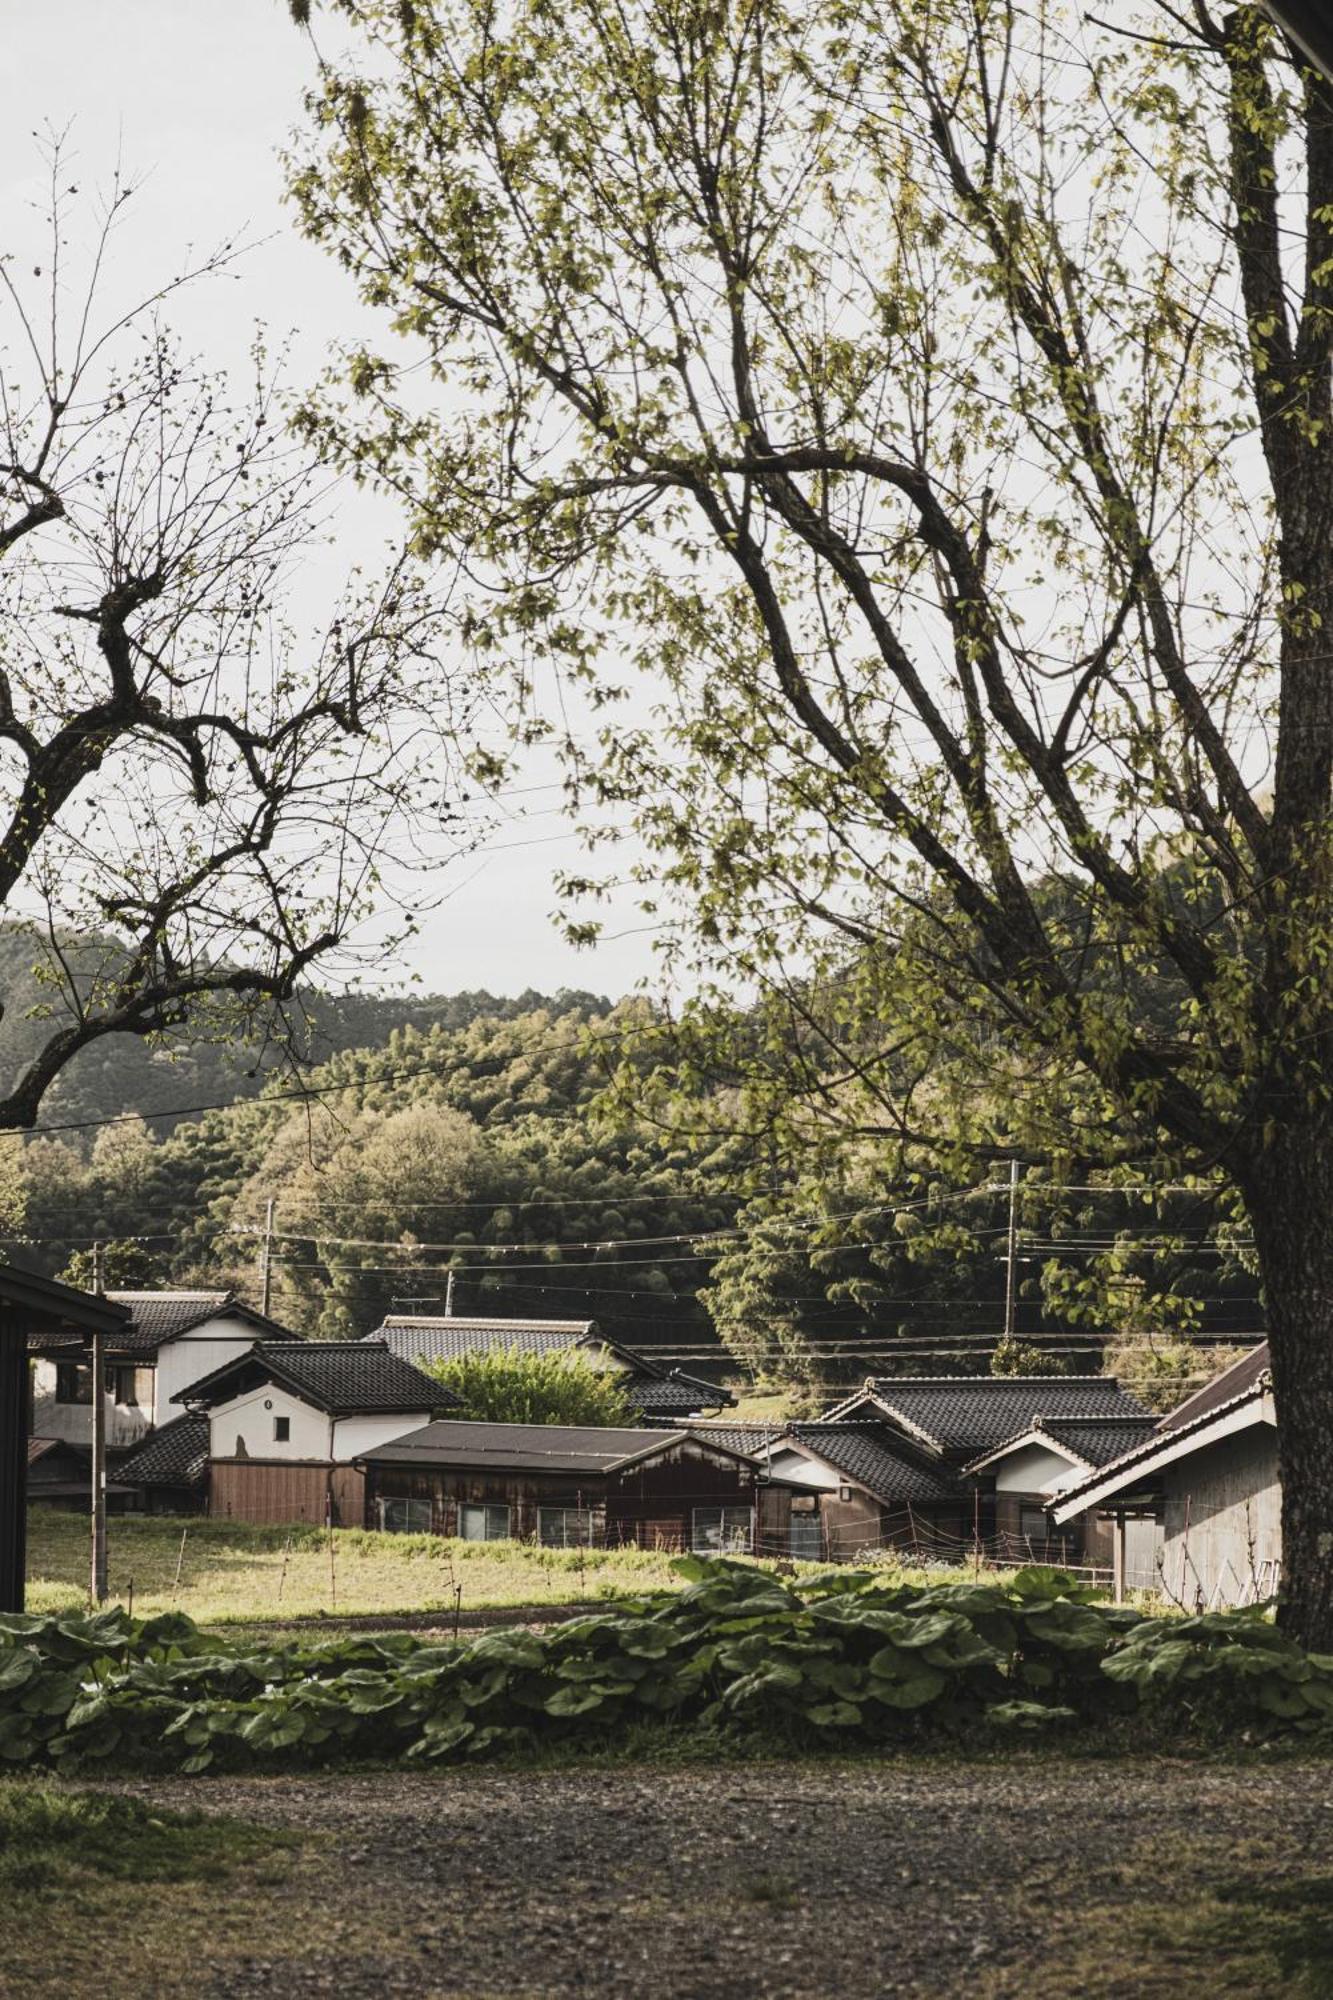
[0,974,1264,1393]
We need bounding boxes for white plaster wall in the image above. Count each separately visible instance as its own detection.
[155,1324,262,1421]
[333,1413,433,1459]
[993,1443,1082,1495]
[207,1385,331,1462]
[764,1446,838,1490]
[31,1359,150,1448]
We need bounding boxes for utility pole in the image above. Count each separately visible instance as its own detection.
[260,1198,276,1318]
[90,1240,107,1606]
[1003,1159,1020,1343]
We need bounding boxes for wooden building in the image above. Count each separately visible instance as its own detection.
[357,1420,767,1549]
[1052,1344,1279,1607]
[690,1421,969,1560]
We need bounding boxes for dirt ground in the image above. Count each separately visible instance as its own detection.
[9,1757,1333,2000]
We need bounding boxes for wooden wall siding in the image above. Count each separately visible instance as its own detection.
[366,1446,756,1548]
[209,1459,364,1526]
[1162,1428,1281,1608]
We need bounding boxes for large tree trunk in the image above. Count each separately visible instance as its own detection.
[1244,1147,1333,1651]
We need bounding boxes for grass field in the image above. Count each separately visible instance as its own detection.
[24,1505,695,1625]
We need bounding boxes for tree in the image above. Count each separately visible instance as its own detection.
[289,1,1333,1643]
[420,1345,634,1426]
[0,145,455,1130]
[58,1239,163,1292]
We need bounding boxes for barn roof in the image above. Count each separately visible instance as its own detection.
[176,1341,451,1418]
[821,1376,1149,1458]
[356,1417,753,1477]
[1156,1342,1271,1432]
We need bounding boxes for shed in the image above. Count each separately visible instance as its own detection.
[1051,1345,1279,1607]
[356,1419,767,1551]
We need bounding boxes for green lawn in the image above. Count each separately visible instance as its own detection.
[24,1505,695,1625]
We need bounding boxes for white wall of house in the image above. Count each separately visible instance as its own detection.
[333,1414,432,1458]
[155,1322,261,1422]
[205,1388,432,1464]
[992,1442,1084,1496]
[208,1384,332,1461]
[30,1359,151,1450]
[763,1445,838,1490]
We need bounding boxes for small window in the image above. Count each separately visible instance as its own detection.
[692,1506,753,1555]
[55,1363,93,1406]
[459,1502,511,1542]
[538,1506,594,1548]
[274,1416,291,1443]
[379,1497,433,1535]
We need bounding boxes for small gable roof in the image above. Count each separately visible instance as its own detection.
[356,1417,753,1477]
[965,1414,1158,1478]
[822,1376,1149,1459]
[177,1340,451,1418]
[783,1424,963,1507]
[116,1412,210,1492]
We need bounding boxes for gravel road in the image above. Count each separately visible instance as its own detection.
[92,1756,1333,2000]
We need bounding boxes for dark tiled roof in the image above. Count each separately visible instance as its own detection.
[90,1291,297,1359]
[826,1376,1149,1459]
[178,1341,451,1418]
[1033,1416,1159,1466]
[787,1424,962,1506]
[686,1422,783,1454]
[371,1315,597,1361]
[624,1373,734,1417]
[116,1413,210,1491]
[357,1418,744,1476]
[1157,1341,1270,1432]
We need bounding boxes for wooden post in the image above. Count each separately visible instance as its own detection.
[1113,1513,1127,1606]
[1003,1157,1020,1342]
[0,1307,28,1614]
[90,1242,108,1607]
[171,1526,189,1605]
[260,1198,276,1319]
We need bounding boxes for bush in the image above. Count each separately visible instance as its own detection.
[421,1346,634,1426]
[0,1562,1327,1775]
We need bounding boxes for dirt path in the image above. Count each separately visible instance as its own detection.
[11,1758,1333,2000]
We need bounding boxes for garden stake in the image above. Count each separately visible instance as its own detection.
[171,1527,188,1605]
[277,1533,292,1605]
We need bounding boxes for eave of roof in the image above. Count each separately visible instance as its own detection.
[356,1417,759,1476]
[1051,1382,1275,1524]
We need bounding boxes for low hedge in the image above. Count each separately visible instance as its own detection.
[1,1558,1330,1772]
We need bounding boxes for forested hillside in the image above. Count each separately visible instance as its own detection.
[0,981,1264,1388]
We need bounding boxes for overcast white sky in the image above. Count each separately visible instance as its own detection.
[3,0,659,1003]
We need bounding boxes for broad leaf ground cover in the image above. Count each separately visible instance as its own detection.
[3,1559,1330,1775]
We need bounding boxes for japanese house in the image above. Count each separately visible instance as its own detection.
[356,1419,769,1550]
[112,1413,212,1515]
[1051,1344,1279,1607]
[179,1340,453,1525]
[30,1289,298,1462]
[690,1421,969,1560]
[366,1314,735,1422]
